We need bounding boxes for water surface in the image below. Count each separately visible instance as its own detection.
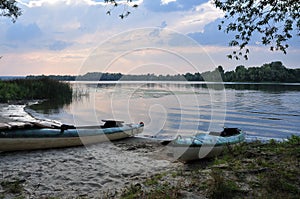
[30,82,300,141]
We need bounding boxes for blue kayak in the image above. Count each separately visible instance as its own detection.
[0,120,144,151]
[168,128,245,162]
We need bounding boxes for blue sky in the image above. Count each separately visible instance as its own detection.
[0,0,299,76]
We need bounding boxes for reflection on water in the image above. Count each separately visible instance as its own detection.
[30,82,300,140]
[30,100,70,115]
[224,83,300,92]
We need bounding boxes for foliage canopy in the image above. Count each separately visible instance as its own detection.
[213,0,300,60]
[104,0,139,19]
[0,0,21,22]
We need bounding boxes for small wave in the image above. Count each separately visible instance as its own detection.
[248,111,300,117]
[259,117,282,121]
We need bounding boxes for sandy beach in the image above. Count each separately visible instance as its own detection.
[1,103,299,198]
[0,103,182,198]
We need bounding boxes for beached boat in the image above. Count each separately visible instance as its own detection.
[0,120,144,151]
[166,128,245,162]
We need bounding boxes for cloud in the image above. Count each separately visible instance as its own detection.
[1,0,298,76]
[143,0,207,12]
[148,21,167,37]
[9,0,222,49]
[48,40,73,51]
[161,0,176,5]
[168,1,224,33]
[17,0,104,7]
[187,20,231,46]
[188,19,300,51]
[17,0,143,7]
[160,21,167,28]
[6,23,42,42]
[0,49,88,75]
[2,1,108,52]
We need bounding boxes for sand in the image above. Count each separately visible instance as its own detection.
[0,103,181,198]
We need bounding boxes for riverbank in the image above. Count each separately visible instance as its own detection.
[0,137,181,199]
[0,103,182,198]
[1,134,299,199]
[0,115,13,123]
[0,104,16,123]
[119,136,300,199]
[0,104,299,198]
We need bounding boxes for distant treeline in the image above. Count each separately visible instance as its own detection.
[26,75,76,81]
[222,61,300,82]
[188,61,300,82]
[0,78,73,103]
[26,61,300,83]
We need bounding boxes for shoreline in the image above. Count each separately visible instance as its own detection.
[0,137,181,198]
[1,131,298,198]
[0,102,64,127]
[0,103,18,123]
[0,102,184,198]
[119,136,300,198]
[0,103,299,198]
[0,115,14,123]
[0,102,37,123]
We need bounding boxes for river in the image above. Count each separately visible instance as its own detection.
[30,81,300,141]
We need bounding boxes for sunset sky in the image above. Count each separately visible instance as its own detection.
[0,0,299,76]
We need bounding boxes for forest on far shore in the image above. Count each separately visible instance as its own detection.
[26,61,300,83]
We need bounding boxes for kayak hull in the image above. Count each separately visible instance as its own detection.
[167,128,245,162]
[168,143,241,162]
[0,123,144,151]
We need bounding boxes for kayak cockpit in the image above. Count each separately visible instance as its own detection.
[209,128,242,137]
[101,120,124,128]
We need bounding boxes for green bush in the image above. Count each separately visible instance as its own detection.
[0,78,73,103]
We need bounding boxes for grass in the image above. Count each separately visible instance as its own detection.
[120,173,183,199]
[118,135,300,199]
[120,182,182,199]
[0,180,23,194]
[210,135,300,198]
[0,179,25,199]
[208,169,240,199]
[1,136,299,198]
